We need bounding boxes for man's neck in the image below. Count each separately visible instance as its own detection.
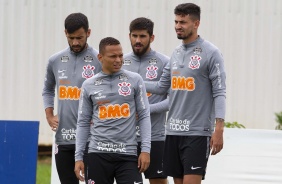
[182,35,198,44]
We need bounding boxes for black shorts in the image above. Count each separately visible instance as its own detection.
[163,135,211,180]
[87,153,143,184]
[137,141,167,179]
[55,143,89,184]
[55,144,79,184]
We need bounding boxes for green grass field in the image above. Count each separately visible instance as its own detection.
[36,156,51,184]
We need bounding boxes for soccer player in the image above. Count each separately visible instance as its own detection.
[144,3,226,184]
[75,37,151,184]
[42,13,101,184]
[123,17,169,184]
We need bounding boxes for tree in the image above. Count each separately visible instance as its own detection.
[274,112,282,130]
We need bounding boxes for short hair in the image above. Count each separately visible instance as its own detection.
[129,17,154,36]
[99,37,121,54]
[64,13,89,33]
[174,3,201,21]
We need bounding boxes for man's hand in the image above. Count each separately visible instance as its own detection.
[47,114,58,131]
[138,152,150,173]
[45,108,58,131]
[210,118,224,155]
[74,160,85,182]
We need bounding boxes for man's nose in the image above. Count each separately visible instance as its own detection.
[175,22,181,29]
[136,37,141,43]
[72,39,79,45]
[116,56,123,63]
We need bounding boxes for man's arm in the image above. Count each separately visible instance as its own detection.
[135,76,151,172]
[75,85,92,181]
[149,96,169,114]
[209,49,226,155]
[45,107,58,131]
[210,117,224,155]
[42,60,58,131]
[145,61,171,95]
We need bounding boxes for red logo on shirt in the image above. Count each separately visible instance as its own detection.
[118,82,131,96]
[82,64,95,79]
[146,65,158,79]
[188,55,201,70]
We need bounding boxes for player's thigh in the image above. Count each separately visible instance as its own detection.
[144,141,167,179]
[163,135,183,178]
[181,136,210,178]
[115,155,143,184]
[55,144,78,184]
[87,153,115,184]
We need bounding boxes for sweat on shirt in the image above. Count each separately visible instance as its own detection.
[123,49,170,141]
[42,45,102,145]
[75,69,151,161]
[145,36,226,137]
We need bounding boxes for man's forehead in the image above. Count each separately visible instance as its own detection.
[66,32,85,38]
[131,30,149,35]
[104,45,122,53]
[175,14,190,18]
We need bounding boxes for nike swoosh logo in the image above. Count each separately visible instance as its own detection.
[191,166,201,170]
[93,90,103,95]
[157,170,163,174]
[134,182,142,184]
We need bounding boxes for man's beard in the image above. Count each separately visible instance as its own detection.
[70,42,87,53]
[132,42,150,57]
[177,31,193,40]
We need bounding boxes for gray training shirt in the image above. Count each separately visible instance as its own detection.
[75,69,151,161]
[42,45,102,145]
[123,49,170,141]
[145,36,226,137]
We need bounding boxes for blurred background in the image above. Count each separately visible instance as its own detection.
[0,0,281,145]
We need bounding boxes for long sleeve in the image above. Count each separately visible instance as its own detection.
[75,86,92,161]
[42,60,56,109]
[214,95,226,119]
[150,96,169,114]
[208,49,226,119]
[135,77,151,153]
[208,50,226,98]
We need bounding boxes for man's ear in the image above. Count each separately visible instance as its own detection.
[150,34,155,43]
[87,29,91,38]
[194,20,200,29]
[98,53,103,63]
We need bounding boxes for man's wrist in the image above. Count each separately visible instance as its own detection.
[215,118,224,131]
[216,118,225,123]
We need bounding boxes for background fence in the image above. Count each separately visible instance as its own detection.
[0,0,281,145]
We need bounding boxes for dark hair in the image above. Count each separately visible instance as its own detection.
[99,37,121,54]
[64,13,89,33]
[129,17,154,36]
[174,3,201,20]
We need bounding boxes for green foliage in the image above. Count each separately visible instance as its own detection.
[274,112,282,130]
[224,121,246,128]
[36,156,51,184]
